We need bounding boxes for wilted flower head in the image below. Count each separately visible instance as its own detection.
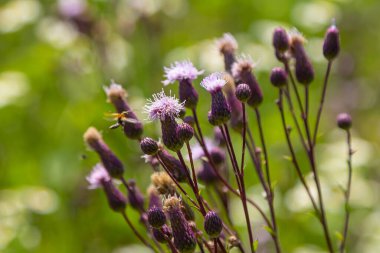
[86,163,111,189]
[144,90,185,121]
[200,72,227,93]
[163,60,204,86]
[231,55,256,80]
[104,81,127,102]
[151,172,177,196]
[216,33,238,54]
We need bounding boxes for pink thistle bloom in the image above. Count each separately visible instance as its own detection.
[144,90,185,121]
[86,163,111,189]
[163,60,204,86]
[200,73,227,93]
[231,55,256,80]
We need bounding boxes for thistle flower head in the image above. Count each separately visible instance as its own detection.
[273,27,290,52]
[216,33,238,54]
[323,24,340,60]
[163,60,204,86]
[148,206,167,228]
[200,72,227,93]
[289,28,306,45]
[86,163,111,189]
[103,81,127,101]
[204,211,223,238]
[151,172,177,196]
[337,113,352,130]
[144,90,185,121]
[231,55,256,79]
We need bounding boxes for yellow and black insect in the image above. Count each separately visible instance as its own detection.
[105,111,138,130]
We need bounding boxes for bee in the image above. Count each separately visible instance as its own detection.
[105,111,139,130]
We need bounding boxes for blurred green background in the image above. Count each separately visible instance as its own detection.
[0,0,379,252]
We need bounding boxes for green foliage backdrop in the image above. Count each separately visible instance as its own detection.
[0,0,379,252]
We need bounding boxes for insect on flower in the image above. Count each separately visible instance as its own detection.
[104,111,139,129]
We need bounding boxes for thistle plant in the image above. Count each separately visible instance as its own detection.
[83,23,355,253]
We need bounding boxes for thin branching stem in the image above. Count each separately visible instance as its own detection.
[340,129,353,253]
[313,61,333,145]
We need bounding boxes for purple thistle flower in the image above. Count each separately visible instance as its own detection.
[104,81,143,140]
[86,163,111,189]
[142,154,160,171]
[163,60,204,86]
[83,127,124,178]
[232,55,263,107]
[272,27,290,53]
[163,60,203,108]
[200,72,227,94]
[145,91,185,151]
[152,225,172,243]
[197,160,218,184]
[144,90,185,122]
[201,73,231,126]
[147,185,162,209]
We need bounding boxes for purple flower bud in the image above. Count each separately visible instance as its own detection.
[164,197,197,253]
[235,83,252,102]
[323,25,340,60]
[83,127,124,178]
[140,137,159,155]
[197,161,218,183]
[204,211,223,238]
[147,185,162,209]
[270,67,288,88]
[104,82,143,140]
[148,206,167,228]
[177,123,194,143]
[157,150,188,183]
[126,180,145,212]
[162,118,184,152]
[290,33,314,85]
[152,225,172,243]
[183,116,195,127]
[201,73,231,126]
[232,57,263,107]
[210,147,225,166]
[273,27,290,53]
[337,113,352,130]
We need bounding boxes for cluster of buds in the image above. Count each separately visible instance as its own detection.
[82,22,355,253]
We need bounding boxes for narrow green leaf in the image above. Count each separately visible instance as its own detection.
[263,225,275,236]
[253,240,259,251]
[335,231,344,242]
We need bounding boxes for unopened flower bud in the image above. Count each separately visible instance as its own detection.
[323,25,340,60]
[126,180,145,212]
[204,211,223,238]
[197,161,218,184]
[152,225,172,243]
[140,137,159,155]
[157,150,188,183]
[83,127,124,178]
[270,67,288,88]
[210,147,225,165]
[337,113,352,130]
[273,27,290,53]
[103,180,127,213]
[183,116,194,126]
[235,83,252,102]
[148,206,167,228]
[177,123,194,143]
